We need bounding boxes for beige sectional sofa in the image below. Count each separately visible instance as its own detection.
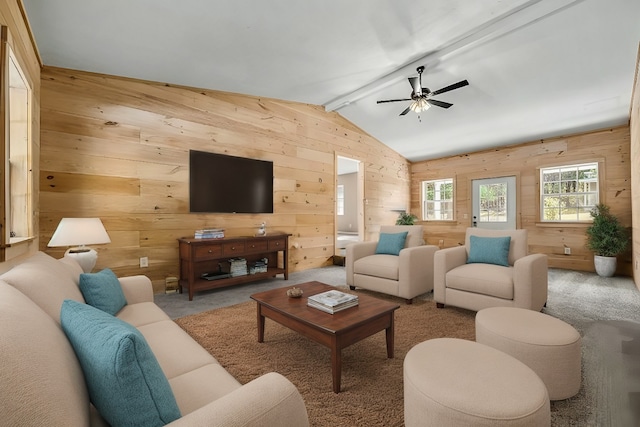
[0,251,309,426]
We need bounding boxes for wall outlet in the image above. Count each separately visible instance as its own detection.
[438,239,444,247]
[564,247,571,255]
[140,256,149,268]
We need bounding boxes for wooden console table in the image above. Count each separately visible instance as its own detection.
[178,234,290,301]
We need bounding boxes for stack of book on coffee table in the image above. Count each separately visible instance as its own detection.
[307,290,358,314]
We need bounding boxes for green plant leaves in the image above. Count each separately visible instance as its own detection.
[395,212,417,225]
[585,203,629,257]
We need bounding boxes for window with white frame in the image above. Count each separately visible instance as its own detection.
[540,162,599,222]
[337,185,344,215]
[5,47,33,246]
[478,182,507,222]
[421,178,454,220]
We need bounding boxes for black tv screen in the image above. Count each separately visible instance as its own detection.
[189,150,274,213]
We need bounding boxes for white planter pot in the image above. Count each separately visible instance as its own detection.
[594,255,617,277]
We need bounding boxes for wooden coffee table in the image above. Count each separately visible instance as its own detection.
[250,281,400,393]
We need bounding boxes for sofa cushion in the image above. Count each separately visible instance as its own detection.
[79,268,127,315]
[0,251,84,323]
[465,228,528,265]
[467,235,511,267]
[446,263,514,300]
[169,363,241,415]
[0,281,90,426]
[380,225,424,248]
[117,301,172,328]
[137,320,220,379]
[375,232,408,256]
[59,254,85,285]
[60,300,181,427]
[354,254,400,281]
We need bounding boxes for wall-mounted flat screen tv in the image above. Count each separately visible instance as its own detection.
[189,150,274,214]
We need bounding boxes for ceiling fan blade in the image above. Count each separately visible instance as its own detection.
[430,79,469,96]
[399,106,412,116]
[427,99,453,109]
[377,98,412,104]
[408,76,422,96]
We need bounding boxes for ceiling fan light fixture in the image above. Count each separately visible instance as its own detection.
[377,67,467,117]
[410,97,430,113]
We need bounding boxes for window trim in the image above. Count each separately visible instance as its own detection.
[0,26,35,261]
[336,184,344,216]
[537,160,603,224]
[420,178,455,221]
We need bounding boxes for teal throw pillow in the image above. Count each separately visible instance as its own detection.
[375,231,409,256]
[60,300,181,427]
[467,235,511,267]
[79,268,127,315]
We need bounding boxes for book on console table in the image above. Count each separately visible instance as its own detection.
[194,228,225,239]
[219,258,248,277]
[307,290,358,314]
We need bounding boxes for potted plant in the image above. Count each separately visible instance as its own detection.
[395,212,417,225]
[585,203,629,277]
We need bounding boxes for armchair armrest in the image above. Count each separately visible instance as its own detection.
[167,372,309,427]
[397,245,439,298]
[346,241,378,286]
[513,254,548,311]
[119,275,154,304]
[433,246,467,303]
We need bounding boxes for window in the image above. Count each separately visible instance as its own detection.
[421,178,454,220]
[478,182,507,222]
[336,185,344,215]
[7,51,32,242]
[1,26,34,260]
[540,162,598,222]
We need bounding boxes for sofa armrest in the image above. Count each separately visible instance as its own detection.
[433,246,467,303]
[166,372,309,427]
[119,275,154,304]
[513,254,548,311]
[397,245,438,298]
[346,241,378,286]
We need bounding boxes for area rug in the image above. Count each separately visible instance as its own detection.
[175,292,476,426]
[166,268,640,426]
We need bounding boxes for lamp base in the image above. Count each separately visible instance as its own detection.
[65,248,98,273]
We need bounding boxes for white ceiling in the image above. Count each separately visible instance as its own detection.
[22,0,640,162]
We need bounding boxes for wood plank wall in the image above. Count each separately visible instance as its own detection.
[410,125,633,276]
[631,44,640,290]
[0,0,41,267]
[39,67,410,292]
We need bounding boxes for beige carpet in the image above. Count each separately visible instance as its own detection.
[165,268,640,426]
[175,291,476,426]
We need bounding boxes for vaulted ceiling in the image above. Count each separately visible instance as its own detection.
[22,0,640,162]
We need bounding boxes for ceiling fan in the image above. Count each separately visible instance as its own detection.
[377,66,469,117]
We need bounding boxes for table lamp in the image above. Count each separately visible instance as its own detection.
[47,218,111,273]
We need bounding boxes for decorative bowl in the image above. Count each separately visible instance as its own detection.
[286,287,303,298]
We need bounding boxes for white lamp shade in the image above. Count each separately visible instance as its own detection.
[48,218,111,247]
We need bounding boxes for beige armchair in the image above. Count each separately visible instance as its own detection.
[434,227,548,312]
[346,225,438,304]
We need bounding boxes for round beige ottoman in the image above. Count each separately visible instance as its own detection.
[476,307,581,400]
[404,338,550,426]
